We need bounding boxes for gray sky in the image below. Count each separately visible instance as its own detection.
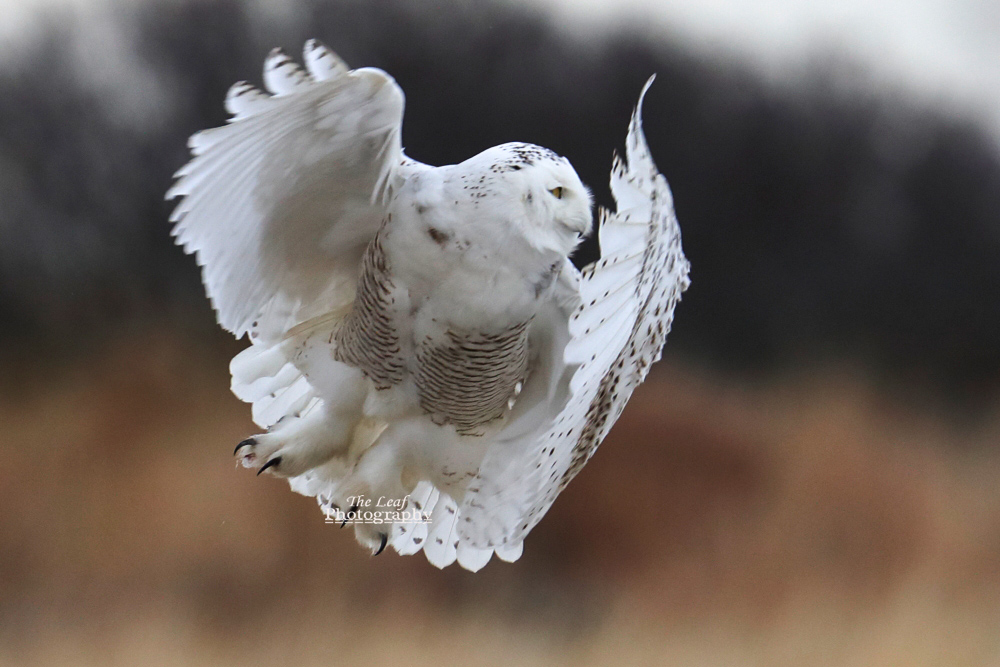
[527,0,1000,132]
[2,0,999,134]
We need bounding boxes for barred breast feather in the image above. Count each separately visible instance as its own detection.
[332,229,407,390]
[415,320,531,436]
[334,223,533,434]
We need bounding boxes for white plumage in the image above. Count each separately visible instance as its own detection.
[168,41,689,572]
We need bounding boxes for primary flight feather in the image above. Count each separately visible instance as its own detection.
[168,40,689,572]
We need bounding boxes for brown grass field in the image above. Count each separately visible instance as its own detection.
[1,328,999,665]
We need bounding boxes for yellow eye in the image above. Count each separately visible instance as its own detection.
[549,186,564,199]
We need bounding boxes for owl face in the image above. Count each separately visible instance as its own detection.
[446,142,593,260]
[487,143,594,257]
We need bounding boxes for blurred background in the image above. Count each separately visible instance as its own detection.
[2,0,1000,664]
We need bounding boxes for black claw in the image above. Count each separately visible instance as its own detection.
[234,438,256,456]
[341,503,359,528]
[257,457,281,475]
[373,533,388,556]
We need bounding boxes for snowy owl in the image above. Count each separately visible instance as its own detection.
[168,41,689,571]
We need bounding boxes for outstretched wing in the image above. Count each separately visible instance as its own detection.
[458,77,691,550]
[167,41,406,341]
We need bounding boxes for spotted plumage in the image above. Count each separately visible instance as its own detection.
[167,42,688,572]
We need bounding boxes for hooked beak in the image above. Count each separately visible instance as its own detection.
[560,214,592,239]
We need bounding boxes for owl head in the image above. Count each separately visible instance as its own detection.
[460,142,593,259]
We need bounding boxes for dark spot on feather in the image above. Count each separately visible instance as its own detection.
[427,227,451,246]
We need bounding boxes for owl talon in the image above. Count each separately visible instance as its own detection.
[341,503,360,528]
[234,438,256,455]
[258,457,281,475]
[373,533,388,556]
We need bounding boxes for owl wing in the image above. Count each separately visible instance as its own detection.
[167,41,407,342]
[457,77,691,551]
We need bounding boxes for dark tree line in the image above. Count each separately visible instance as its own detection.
[1,0,999,401]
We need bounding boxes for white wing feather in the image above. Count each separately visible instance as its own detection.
[167,41,406,341]
[457,77,690,550]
